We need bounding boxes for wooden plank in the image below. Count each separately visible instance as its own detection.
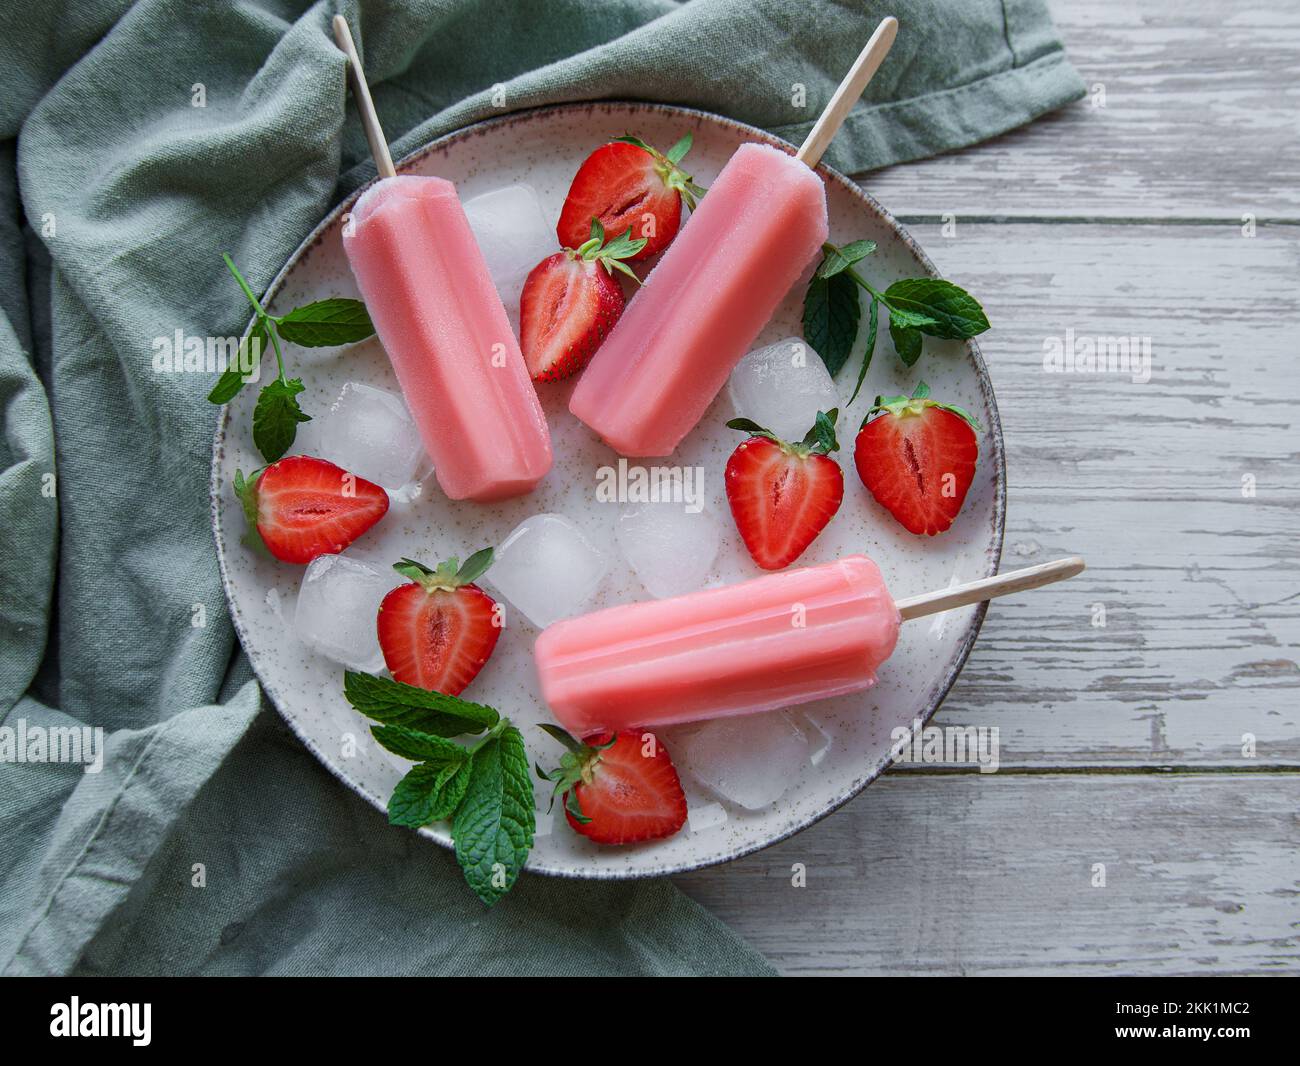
[675,772,1300,975]
[877,221,1300,765]
[863,0,1300,220]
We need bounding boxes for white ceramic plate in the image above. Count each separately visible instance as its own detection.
[211,102,1005,879]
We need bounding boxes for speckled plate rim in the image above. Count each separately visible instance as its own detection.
[211,101,1006,881]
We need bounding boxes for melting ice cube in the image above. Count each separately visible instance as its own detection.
[293,553,397,672]
[486,513,607,629]
[727,336,840,441]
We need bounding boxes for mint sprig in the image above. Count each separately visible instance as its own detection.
[343,672,535,906]
[803,241,991,401]
[210,254,376,462]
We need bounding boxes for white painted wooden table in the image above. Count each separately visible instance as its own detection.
[675,0,1300,975]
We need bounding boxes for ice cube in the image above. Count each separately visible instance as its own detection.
[727,336,840,441]
[463,184,557,329]
[293,554,396,671]
[487,514,607,629]
[616,503,721,599]
[687,801,729,834]
[679,710,811,810]
[791,709,834,765]
[307,381,426,490]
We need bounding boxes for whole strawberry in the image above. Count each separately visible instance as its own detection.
[520,220,646,382]
[234,455,389,564]
[556,134,705,259]
[724,409,845,571]
[377,549,501,695]
[537,726,687,846]
[854,382,980,536]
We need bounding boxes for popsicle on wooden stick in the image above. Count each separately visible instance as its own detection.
[568,17,899,457]
[535,554,1085,737]
[333,16,552,502]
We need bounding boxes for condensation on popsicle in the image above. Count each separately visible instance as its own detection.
[535,555,899,737]
[343,177,552,502]
[567,143,829,457]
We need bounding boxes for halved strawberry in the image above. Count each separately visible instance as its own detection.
[853,382,980,536]
[376,549,501,695]
[537,727,687,846]
[234,455,388,564]
[556,134,705,259]
[520,220,645,382]
[724,410,845,570]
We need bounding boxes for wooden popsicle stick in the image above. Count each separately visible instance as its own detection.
[332,14,397,180]
[896,556,1086,621]
[795,16,899,168]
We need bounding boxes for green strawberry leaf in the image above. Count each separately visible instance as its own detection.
[343,672,499,736]
[665,132,693,165]
[456,546,495,586]
[797,409,840,455]
[252,377,310,462]
[275,298,375,347]
[802,271,861,377]
[847,296,879,406]
[452,725,535,906]
[883,278,990,340]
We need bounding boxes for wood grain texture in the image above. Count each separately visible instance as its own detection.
[901,221,1300,767]
[866,0,1300,220]
[676,0,1300,976]
[676,773,1299,975]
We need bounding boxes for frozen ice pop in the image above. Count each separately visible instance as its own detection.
[568,143,829,456]
[537,555,898,735]
[568,18,899,457]
[334,18,551,502]
[535,554,1085,736]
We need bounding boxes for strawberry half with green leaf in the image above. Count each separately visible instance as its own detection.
[377,549,501,696]
[537,726,687,846]
[234,455,388,564]
[556,133,706,259]
[853,382,981,536]
[724,409,845,571]
[520,219,646,382]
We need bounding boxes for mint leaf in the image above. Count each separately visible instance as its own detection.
[344,672,499,736]
[816,239,876,279]
[388,758,474,828]
[883,278,989,340]
[883,305,940,331]
[252,377,310,462]
[208,322,266,404]
[802,271,861,376]
[452,725,534,906]
[890,320,923,366]
[848,297,879,405]
[275,299,375,347]
[371,723,468,764]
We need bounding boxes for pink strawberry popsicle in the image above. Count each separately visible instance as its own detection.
[343,176,552,502]
[535,551,1087,739]
[535,555,899,737]
[568,143,829,457]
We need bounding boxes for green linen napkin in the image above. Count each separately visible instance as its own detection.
[0,0,1080,976]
